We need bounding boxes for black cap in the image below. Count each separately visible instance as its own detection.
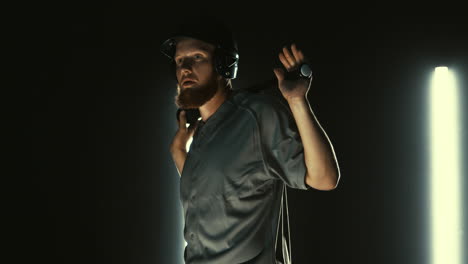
[160,15,238,60]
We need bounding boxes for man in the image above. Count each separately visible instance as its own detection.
[162,16,340,263]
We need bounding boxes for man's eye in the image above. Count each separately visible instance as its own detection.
[194,54,202,59]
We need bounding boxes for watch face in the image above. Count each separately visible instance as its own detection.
[300,64,312,78]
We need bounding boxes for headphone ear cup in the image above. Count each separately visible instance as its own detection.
[214,47,239,79]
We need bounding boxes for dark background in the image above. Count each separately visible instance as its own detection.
[27,3,467,264]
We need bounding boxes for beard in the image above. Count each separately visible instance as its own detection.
[174,77,219,109]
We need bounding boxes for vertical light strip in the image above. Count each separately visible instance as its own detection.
[430,66,462,264]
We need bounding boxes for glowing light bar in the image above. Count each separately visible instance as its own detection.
[429,66,462,264]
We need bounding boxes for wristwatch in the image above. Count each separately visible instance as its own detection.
[285,63,313,80]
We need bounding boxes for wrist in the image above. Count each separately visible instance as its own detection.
[286,96,308,105]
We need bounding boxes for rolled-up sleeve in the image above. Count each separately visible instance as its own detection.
[254,94,310,190]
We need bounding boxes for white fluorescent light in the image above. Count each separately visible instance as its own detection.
[429,66,462,264]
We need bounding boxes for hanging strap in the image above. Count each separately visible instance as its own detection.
[275,183,292,264]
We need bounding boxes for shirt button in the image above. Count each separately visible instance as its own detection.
[191,194,196,200]
[190,233,195,240]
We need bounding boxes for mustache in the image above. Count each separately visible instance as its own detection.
[180,75,197,83]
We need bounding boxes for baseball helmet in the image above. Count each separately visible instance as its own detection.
[160,16,239,79]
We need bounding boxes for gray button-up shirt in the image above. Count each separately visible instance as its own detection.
[180,88,311,263]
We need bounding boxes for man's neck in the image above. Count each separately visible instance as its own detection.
[199,88,232,122]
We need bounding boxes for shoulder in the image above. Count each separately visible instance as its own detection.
[231,89,291,118]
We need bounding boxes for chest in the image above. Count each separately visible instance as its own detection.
[180,113,268,202]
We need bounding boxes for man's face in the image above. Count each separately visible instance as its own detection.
[173,38,220,109]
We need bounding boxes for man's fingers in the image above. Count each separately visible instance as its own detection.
[178,110,187,129]
[279,53,292,69]
[282,46,297,68]
[298,50,305,62]
[273,68,285,82]
[291,44,304,62]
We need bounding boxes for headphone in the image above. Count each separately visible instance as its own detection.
[213,45,239,79]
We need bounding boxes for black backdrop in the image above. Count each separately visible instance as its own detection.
[28,3,467,264]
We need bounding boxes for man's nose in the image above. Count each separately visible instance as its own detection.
[178,60,195,79]
[180,58,195,71]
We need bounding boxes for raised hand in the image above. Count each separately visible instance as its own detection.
[273,43,312,102]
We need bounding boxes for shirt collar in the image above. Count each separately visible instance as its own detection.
[195,91,237,137]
